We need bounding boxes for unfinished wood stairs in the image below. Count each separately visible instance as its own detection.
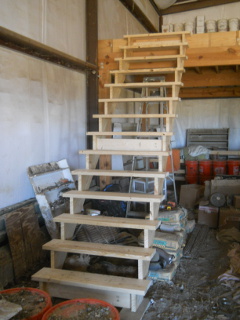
[32,32,189,314]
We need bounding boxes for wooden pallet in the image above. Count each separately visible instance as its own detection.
[32,31,188,315]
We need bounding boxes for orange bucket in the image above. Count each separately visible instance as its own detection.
[185,175,199,184]
[0,287,52,320]
[199,160,212,176]
[185,160,198,176]
[42,298,120,320]
[227,160,240,175]
[213,160,227,176]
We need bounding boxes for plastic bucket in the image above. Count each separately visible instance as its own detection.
[0,287,52,320]
[42,298,120,320]
[185,160,198,176]
[199,160,212,176]
[206,20,217,32]
[185,175,198,184]
[199,175,213,185]
[213,160,227,176]
[227,160,240,175]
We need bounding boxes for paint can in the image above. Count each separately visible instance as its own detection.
[206,20,217,33]
[229,18,239,31]
[174,23,184,32]
[185,21,194,33]
[217,19,228,32]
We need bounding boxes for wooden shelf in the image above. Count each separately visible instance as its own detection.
[99,97,179,103]
[105,82,183,89]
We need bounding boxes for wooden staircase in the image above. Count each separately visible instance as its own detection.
[32,31,188,315]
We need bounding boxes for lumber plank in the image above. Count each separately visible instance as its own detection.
[95,138,163,152]
[40,282,132,309]
[120,42,188,50]
[115,55,187,63]
[53,214,161,230]
[99,97,179,102]
[105,82,183,88]
[87,132,173,137]
[79,150,170,156]
[32,267,152,295]
[44,239,155,261]
[110,68,184,75]
[93,114,176,119]
[61,191,164,204]
[124,32,190,39]
[71,169,168,178]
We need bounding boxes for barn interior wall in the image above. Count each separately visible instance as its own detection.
[0,0,87,209]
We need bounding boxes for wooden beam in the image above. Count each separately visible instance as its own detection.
[0,26,97,73]
[180,86,240,99]
[181,68,240,87]
[159,0,240,15]
[119,0,158,32]
[86,0,99,149]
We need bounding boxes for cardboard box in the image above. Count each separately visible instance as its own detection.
[233,195,240,208]
[198,203,219,228]
[179,184,204,209]
[219,207,240,229]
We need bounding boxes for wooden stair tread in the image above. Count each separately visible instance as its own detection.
[110,68,184,75]
[93,113,176,119]
[120,42,188,50]
[105,82,183,88]
[115,55,187,63]
[99,97,180,103]
[79,150,170,156]
[124,31,190,39]
[32,267,152,295]
[43,239,155,261]
[71,168,168,178]
[62,190,164,203]
[53,213,161,230]
[87,131,173,137]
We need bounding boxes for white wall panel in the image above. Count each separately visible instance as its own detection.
[0,47,86,208]
[173,99,240,150]
[0,0,86,59]
[0,0,86,209]
[98,0,147,39]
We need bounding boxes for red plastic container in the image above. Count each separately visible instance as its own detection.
[185,160,198,176]
[199,160,212,176]
[42,298,120,320]
[227,160,240,175]
[0,287,52,320]
[185,175,198,184]
[213,160,227,176]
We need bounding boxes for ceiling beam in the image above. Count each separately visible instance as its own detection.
[119,0,158,32]
[0,26,97,73]
[159,0,240,15]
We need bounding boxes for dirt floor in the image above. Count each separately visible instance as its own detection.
[143,228,240,320]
